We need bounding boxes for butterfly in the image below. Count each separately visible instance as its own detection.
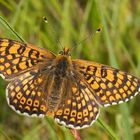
[0,38,139,129]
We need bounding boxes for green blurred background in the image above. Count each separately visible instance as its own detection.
[0,0,140,140]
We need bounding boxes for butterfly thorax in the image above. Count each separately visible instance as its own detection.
[46,55,72,115]
[54,55,72,77]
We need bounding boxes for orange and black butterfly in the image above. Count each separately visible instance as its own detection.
[0,38,139,129]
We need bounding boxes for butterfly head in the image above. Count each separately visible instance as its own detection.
[59,47,71,56]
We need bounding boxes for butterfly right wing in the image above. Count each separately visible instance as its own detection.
[73,59,140,107]
[54,79,100,129]
[0,38,55,80]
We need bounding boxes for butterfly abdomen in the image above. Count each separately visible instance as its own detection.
[46,74,66,113]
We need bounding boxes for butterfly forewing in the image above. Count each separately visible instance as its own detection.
[0,38,55,80]
[73,59,140,107]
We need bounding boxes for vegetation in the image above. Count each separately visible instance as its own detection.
[0,0,140,140]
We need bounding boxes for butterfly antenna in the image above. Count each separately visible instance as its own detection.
[43,16,64,50]
[70,26,102,51]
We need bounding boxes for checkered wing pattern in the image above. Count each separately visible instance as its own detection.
[54,80,100,129]
[7,69,48,117]
[73,59,140,107]
[0,38,55,80]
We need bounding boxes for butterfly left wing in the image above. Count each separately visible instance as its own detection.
[72,59,140,107]
[54,79,100,129]
[6,69,49,117]
[0,38,55,80]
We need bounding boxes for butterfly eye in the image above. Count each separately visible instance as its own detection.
[59,51,63,55]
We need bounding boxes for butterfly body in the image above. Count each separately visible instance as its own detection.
[0,38,140,129]
[45,54,73,113]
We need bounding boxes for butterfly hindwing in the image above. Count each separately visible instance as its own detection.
[0,38,55,80]
[73,59,140,107]
[6,69,48,117]
[54,80,100,129]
